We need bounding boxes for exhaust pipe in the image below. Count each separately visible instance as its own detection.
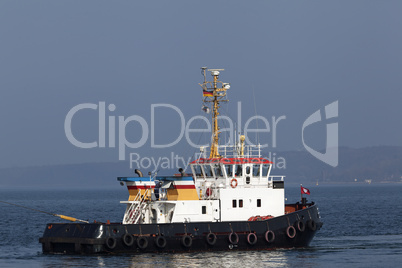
[135,169,143,177]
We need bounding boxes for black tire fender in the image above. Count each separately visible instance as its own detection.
[105,237,117,250]
[137,236,148,249]
[247,233,257,245]
[155,235,167,248]
[307,219,317,231]
[181,235,192,248]
[264,230,275,243]
[228,232,239,244]
[206,233,217,246]
[286,226,296,239]
[122,233,134,247]
[296,220,305,232]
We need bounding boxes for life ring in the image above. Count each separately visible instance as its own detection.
[247,233,257,245]
[296,220,305,232]
[122,233,134,247]
[230,178,238,188]
[105,237,117,250]
[264,230,275,243]
[206,233,217,246]
[136,236,148,249]
[307,220,317,231]
[155,235,167,248]
[181,235,192,248]
[286,226,296,239]
[228,232,239,244]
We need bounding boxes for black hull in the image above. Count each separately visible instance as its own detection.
[39,203,322,254]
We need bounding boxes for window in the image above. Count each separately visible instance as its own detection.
[262,164,271,177]
[194,165,203,177]
[246,176,250,184]
[202,206,206,214]
[204,165,213,177]
[257,199,261,207]
[239,199,243,208]
[246,166,251,174]
[232,200,237,208]
[213,164,223,177]
[225,165,233,177]
[235,165,243,176]
[253,165,260,177]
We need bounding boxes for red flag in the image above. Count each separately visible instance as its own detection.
[301,186,310,195]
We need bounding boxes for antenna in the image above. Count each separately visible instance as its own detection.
[201,67,207,83]
[199,67,230,158]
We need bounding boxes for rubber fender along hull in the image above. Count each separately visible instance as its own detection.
[39,204,322,254]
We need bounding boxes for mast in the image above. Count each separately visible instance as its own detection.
[200,68,230,158]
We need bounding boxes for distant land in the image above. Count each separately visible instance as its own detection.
[0,146,401,189]
[276,146,402,184]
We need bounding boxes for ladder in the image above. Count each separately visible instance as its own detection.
[123,189,150,224]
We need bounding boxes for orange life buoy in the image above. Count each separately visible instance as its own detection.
[230,178,238,188]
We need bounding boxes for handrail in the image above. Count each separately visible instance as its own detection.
[269,175,285,181]
[123,188,150,224]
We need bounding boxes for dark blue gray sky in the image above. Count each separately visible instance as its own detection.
[0,1,401,169]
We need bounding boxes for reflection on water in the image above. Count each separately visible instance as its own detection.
[37,240,402,268]
[50,234,402,268]
[88,251,293,268]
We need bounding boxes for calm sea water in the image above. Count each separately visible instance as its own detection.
[1,184,401,267]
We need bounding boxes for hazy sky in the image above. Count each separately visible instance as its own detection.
[0,1,401,169]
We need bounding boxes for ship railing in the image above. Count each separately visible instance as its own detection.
[216,144,262,158]
[123,188,150,224]
[199,184,219,200]
[268,175,285,188]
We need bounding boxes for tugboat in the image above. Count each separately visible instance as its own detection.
[40,68,322,254]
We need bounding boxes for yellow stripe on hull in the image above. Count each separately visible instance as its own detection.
[167,188,199,201]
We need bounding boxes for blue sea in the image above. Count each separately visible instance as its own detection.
[1,183,401,267]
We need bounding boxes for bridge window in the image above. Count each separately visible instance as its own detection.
[253,165,260,176]
[246,166,251,175]
[232,200,237,208]
[262,164,271,177]
[239,199,243,208]
[235,165,243,176]
[213,164,223,177]
[202,206,206,214]
[204,165,213,177]
[193,165,203,177]
[257,199,261,207]
[225,165,233,177]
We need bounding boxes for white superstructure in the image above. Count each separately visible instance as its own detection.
[118,69,285,225]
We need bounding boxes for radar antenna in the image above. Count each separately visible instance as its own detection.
[199,67,230,158]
